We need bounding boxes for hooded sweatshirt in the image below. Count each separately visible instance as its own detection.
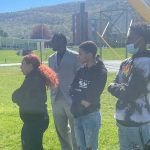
[70,59,107,118]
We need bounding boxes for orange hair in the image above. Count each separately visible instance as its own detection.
[39,64,59,88]
[23,54,59,88]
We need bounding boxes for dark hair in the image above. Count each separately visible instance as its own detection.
[51,33,67,45]
[23,54,59,88]
[130,23,150,44]
[79,41,97,56]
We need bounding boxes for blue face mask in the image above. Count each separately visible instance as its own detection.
[127,44,139,54]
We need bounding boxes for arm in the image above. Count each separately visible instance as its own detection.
[108,66,146,101]
[70,70,80,100]
[12,75,46,107]
[12,79,28,106]
[74,53,81,73]
[108,59,132,98]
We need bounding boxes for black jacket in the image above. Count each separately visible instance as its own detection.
[108,50,150,124]
[70,59,107,118]
[12,69,48,122]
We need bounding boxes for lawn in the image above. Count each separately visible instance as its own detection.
[0,47,129,64]
[0,49,53,64]
[0,66,119,150]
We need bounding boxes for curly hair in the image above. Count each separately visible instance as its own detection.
[23,54,59,88]
[38,64,59,88]
[130,23,150,44]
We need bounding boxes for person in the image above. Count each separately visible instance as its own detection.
[70,41,107,150]
[12,54,58,150]
[108,23,150,150]
[48,33,80,150]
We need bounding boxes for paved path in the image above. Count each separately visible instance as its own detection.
[0,63,20,67]
[0,60,122,72]
[104,60,121,72]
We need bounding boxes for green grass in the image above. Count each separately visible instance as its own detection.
[0,47,129,64]
[0,67,119,150]
[0,50,22,64]
[0,49,54,64]
[99,48,130,60]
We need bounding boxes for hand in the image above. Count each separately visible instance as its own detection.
[109,83,118,87]
[81,100,91,108]
[108,83,117,93]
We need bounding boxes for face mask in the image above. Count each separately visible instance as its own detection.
[126,43,139,54]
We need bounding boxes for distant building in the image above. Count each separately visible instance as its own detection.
[72,3,88,45]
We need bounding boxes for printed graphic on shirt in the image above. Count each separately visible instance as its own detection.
[121,64,132,77]
[79,79,91,89]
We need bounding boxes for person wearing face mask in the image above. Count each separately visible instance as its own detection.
[108,23,150,150]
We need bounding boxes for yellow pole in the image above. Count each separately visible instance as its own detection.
[96,32,122,59]
[128,0,150,23]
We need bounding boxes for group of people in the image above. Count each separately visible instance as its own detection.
[12,22,150,150]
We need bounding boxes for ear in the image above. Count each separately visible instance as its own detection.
[135,36,145,48]
[28,63,34,70]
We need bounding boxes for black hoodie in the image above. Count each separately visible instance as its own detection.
[70,59,107,118]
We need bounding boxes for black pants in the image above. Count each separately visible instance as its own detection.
[21,117,49,150]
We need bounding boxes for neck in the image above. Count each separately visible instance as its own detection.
[57,47,66,54]
[138,40,146,51]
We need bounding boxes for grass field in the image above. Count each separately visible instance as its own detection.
[0,47,129,64]
[0,66,119,150]
[0,49,53,64]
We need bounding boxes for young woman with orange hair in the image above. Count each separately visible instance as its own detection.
[12,54,58,150]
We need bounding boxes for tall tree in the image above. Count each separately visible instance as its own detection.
[30,24,51,39]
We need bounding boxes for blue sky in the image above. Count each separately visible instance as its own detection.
[0,0,81,13]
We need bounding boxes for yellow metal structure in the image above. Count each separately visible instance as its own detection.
[128,0,150,23]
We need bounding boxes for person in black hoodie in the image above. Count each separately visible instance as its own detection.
[108,23,150,150]
[12,54,58,150]
[70,41,107,150]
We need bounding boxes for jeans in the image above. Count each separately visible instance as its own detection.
[21,117,49,150]
[118,122,150,150]
[74,111,101,150]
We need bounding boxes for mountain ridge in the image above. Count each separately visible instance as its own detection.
[0,0,142,41]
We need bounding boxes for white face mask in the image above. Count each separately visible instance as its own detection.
[126,43,139,54]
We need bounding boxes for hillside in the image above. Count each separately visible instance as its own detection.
[0,0,142,42]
